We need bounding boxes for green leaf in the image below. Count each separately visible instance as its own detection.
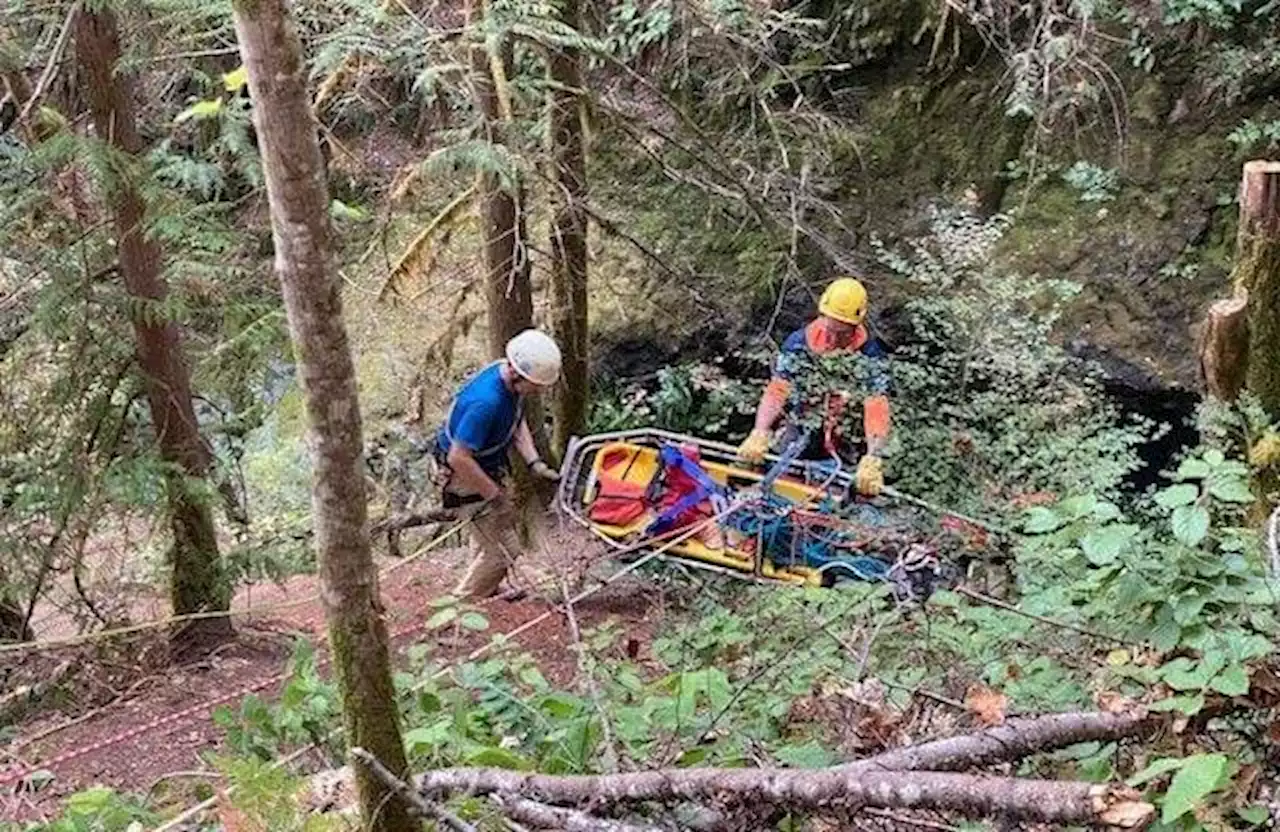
[1155,483,1199,508]
[1209,663,1249,696]
[1208,477,1253,504]
[773,742,835,768]
[223,66,248,92]
[174,98,222,124]
[466,747,533,770]
[1128,756,1188,787]
[1204,449,1225,466]
[1171,505,1210,547]
[426,607,458,630]
[1161,754,1229,823]
[1148,693,1205,715]
[1023,506,1061,533]
[1176,457,1211,480]
[1080,524,1137,565]
[459,611,489,631]
[1162,657,1219,691]
[1237,805,1269,825]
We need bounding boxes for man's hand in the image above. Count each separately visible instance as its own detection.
[530,459,560,482]
[855,454,884,497]
[737,429,771,463]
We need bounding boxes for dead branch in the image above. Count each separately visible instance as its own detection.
[845,708,1156,774]
[0,660,74,724]
[369,508,459,536]
[350,748,475,832]
[417,768,1153,827]
[491,795,662,832]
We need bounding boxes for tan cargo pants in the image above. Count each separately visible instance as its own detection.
[453,501,523,599]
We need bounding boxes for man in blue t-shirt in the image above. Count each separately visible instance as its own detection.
[433,329,562,599]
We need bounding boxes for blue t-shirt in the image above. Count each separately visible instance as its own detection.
[436,363,523,474]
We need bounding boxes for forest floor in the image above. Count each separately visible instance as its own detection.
[0,519,665,824]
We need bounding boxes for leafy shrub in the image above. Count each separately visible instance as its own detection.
[1061,161,1119,203]
[865,207,1147,517]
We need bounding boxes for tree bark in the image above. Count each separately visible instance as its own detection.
[975,113,1031,218]
[1236,160,1280,417]
[1197,289,1249,402]
[492,794,663,832]
[469,16,534,359]
[843,708,1158,773]
[547,0,590,456]
[229,4,415,832]
[73,6,230,647]
[417,767,1152,827]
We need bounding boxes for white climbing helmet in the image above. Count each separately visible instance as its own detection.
[505,329,562,386]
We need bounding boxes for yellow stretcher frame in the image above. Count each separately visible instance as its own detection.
[558,429,858,587]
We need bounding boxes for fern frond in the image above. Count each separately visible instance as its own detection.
[380,185,477,303]
[423,140,522,193]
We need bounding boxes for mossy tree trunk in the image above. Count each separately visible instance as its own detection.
[1236,161,1280,418]
[73,6,230,648]
[547,0,590,457]
[467,0,551,527]
[229,3,415,830]
[975,113,1031,218]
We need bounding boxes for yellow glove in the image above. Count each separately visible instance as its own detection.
[856,454,884,497]
[737,429,771,463]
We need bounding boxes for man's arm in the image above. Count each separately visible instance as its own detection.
[446,443,503,501]
[513,417,539,465]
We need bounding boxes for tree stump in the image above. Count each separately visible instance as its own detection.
[1235,160,1280,417]
[1197,288,1249,402]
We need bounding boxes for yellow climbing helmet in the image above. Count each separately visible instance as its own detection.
[818,277,868,325]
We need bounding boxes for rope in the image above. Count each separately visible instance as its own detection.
[0,518,470,656]
[149,506,740,832]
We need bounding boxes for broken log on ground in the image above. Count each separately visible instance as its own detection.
[416,767,1154,827]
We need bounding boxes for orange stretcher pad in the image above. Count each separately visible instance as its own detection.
[583,441,835,586]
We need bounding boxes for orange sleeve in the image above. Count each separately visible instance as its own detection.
[762,378,792,409]
[864,394,890,448]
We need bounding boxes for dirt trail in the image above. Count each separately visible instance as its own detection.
[0,527,661,824]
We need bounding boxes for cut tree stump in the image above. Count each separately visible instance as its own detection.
[1235,160,1280,417]
[1197,288,1249,402]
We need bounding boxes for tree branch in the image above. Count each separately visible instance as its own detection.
[491,795,662,832]
[350,748,476,832]
[417,768,1152,827]
[844,708,1157,774]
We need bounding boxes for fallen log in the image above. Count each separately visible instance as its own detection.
[490,794,663,832]
[369,508,459,537]
[846,707,1157,773]
[417,768,1153,827]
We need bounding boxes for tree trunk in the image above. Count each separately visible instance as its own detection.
[1236,160,1280,417]
[229,4,415,832]
[468,12,533,358]
[1197,288,1249,402]
[73,6,230,647]
[975,113,1031,218]
[547,0,590,457]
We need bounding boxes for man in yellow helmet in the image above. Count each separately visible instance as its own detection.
[737,277,892,496]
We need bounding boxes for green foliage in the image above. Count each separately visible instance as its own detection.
[589,361,757,436]
[867,208,1147,517]
[213,640,341,761]
[1061,161,1119,203]
[9,786,156,831]
[214,756,341,832]
[1227,118,1280,154]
